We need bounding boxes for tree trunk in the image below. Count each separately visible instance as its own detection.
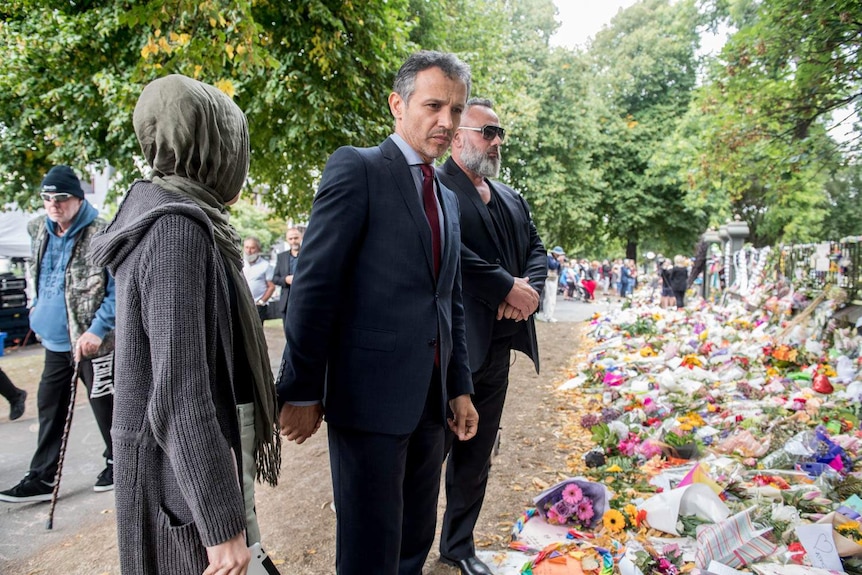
[626,239,637,262]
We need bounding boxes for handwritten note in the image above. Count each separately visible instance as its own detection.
[795,523,845,572]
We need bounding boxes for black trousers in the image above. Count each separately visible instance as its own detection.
[674,290,685,308]
[29,349,114,482]
[328,369,444,575]
[440,336,512,561]
[0,366,23,403]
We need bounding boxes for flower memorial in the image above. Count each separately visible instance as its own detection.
[502,253,862,575]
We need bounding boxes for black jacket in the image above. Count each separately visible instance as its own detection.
[437,157,547,374]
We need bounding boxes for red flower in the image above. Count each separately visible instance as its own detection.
[788,542,806,564]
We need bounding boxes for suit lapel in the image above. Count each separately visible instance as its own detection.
[380,138,437,282]
[437,181,458,281]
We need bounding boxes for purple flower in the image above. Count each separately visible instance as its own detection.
[553,499,573,521]
[580,413,600,429]
[601,407,622,423]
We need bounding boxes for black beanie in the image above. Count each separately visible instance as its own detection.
[40,165,84,199]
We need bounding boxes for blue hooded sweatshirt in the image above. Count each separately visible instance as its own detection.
[29,200,116,352]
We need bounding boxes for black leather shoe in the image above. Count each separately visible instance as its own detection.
[10,389,26,421]
[440,555,494,575]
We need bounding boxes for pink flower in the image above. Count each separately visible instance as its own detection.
[638,439,663,459]
[618,433,641,456]
[576,498,594,523]
[562,484,583,505]
[546,507,561,524]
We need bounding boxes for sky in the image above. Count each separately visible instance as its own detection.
[550,0,638,49]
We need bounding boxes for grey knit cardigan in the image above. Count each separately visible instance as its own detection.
[91,182,245,574]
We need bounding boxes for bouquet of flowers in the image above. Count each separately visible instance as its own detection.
[631,543,684,575]
[533,478,609,530]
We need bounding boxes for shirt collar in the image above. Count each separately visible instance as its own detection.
[390,133,427,166]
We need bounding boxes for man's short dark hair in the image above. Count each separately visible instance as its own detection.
[392,51,472,105]
[466,97,494,110]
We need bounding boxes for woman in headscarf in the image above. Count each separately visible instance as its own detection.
[91,74,280,574]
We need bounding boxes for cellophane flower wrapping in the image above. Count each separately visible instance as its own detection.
[533,478,610,530]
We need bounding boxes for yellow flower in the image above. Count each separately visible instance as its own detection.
[606,464,623,473]
[624,504,638,522]
[214,79,236,99]
[603,509,626,533]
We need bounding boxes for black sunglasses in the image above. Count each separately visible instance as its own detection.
[458,125,506,142]
[40,192,75,203]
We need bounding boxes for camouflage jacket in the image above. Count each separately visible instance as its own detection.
[28,215,115,356]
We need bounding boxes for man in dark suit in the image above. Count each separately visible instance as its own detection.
[271,226,302,336]
[437,98,547,575]
[276,51,479,575]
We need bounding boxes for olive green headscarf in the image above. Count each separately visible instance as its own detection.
[133,74,281,486]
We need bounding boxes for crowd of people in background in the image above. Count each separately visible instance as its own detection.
[539,250,693,315]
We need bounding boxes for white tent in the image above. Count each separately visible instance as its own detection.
[0,210,34,259]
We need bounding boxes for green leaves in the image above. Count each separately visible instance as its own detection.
[0,0,410,218]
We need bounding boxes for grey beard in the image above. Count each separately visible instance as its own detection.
[461,144,501,179]
[244,253,260,264]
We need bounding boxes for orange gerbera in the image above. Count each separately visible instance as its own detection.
[603,509,626,533]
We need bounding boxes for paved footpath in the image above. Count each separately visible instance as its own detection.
[0,295,606,566]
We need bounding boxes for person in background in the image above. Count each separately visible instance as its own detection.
[581,260,598,301]
[659,257,674,308]
[243,236,275,323]
[91,74,281,573]
[670,254,689,309]
[0,165,116,503]
[620,259,633,298]
[276,51,478,575]
[436,97,546,575]
[0,367,26,421]
[272,226,302,337]
[563,261,577,301]
[541,247,564,321]
[600,259,612,295]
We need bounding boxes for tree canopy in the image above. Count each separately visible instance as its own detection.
[1,0,859,255]
[0,0,410,215]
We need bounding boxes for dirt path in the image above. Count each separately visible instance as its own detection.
[3,320,586,575]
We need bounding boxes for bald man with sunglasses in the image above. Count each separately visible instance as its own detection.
[436,98,547,575]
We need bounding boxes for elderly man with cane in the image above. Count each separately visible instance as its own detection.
[0,165,116,504]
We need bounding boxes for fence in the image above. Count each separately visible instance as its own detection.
[779,236,861,303]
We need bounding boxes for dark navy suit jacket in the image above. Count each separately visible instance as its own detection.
[437,157,546,374]
[277,138,473,434]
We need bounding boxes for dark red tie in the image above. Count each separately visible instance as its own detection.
[419,164,441,279]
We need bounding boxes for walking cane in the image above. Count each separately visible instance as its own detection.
[46,359,80,530]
